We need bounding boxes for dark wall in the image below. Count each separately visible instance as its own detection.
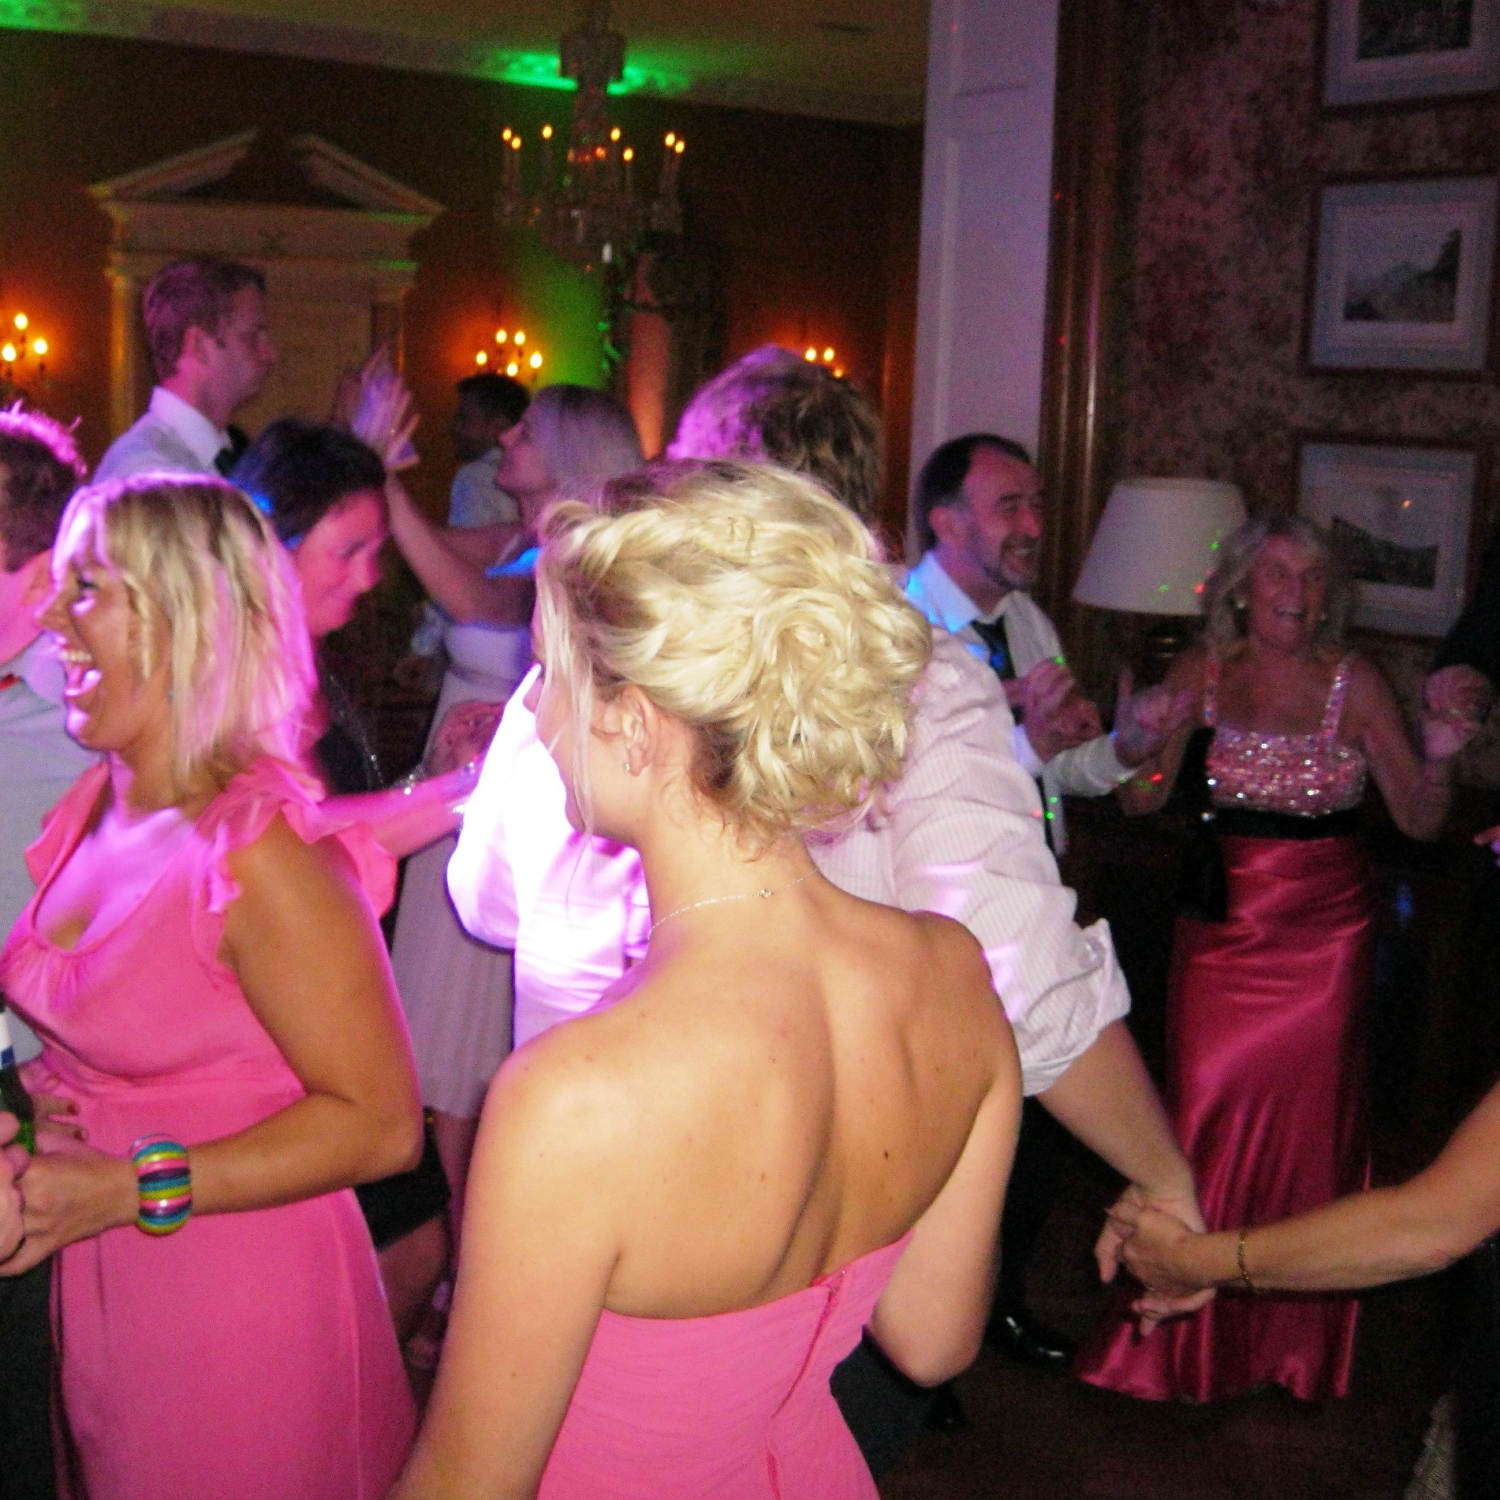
[0,28,918,521]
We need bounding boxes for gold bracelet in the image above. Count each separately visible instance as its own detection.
[1235,1227,1255,1294]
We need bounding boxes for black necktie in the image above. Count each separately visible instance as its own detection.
[970,616,1015,681]
[214,425,249,477]
[973,615,1058,850]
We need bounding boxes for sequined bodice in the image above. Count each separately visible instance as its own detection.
[1204,656,1366,816]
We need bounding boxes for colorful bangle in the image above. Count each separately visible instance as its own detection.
[1235,1227,1255,1294]
[130,1135,192,1236]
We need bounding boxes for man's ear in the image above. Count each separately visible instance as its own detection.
[927,503,963,548]
[17,548,53,611]
[177,322,215,374]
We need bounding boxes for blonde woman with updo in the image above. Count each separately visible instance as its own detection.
[391,462,1021,1500]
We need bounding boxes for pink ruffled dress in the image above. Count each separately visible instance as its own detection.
[537,1234,911,1498]
[1,758,415,1499]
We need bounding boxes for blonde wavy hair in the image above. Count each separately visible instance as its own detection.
[53,475,315,795]
[535,459,932,846]
[1201,513,1353,653]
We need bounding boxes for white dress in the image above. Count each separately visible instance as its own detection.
[389,620,532,1117]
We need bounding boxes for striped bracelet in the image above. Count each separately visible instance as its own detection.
[129,1135,192,1236]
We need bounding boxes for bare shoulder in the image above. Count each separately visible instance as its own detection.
[488,997,669,1160]
[222,809,360,904]
[910,909,988,977]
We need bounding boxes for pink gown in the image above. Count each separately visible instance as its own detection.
[1077,656,1373,1403]
[0,758,416,1499]
[537,1234,911,1498]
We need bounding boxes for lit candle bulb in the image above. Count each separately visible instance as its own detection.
[32,337,47,357]
[540,124,554,185]
[623,145,635,195]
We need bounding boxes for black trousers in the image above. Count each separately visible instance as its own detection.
[0,1256,55,1500]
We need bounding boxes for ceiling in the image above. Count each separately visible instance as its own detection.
[32,0,929,124]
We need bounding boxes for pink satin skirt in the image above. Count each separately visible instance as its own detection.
[1076,833,1374,1402]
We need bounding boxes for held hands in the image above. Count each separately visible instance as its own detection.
[0,1126,135,1278]
[0,1112,25,1262]
[425,700,505,777]
[1424,665,1495,729]
[1013,660,1103,763]
[1095,1183,1214,1333]
[1111,667,1198,770]
[1420,666,1490,764]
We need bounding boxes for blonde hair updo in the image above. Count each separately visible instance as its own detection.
[535,459,933,846]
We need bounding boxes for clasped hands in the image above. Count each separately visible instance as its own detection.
[1009,662,1195,769]
[0,1096,123,1278]
[1095,1183,1214,1333]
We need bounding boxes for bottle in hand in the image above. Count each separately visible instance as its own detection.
[0,1000,36,1154]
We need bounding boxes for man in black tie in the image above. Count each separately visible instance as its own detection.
[904,432,1191,1372]
[906,433,1185,853]
[95,257,276,482]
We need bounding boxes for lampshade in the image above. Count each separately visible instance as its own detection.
[1073,477,1246,617]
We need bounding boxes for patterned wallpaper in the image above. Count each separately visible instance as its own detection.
[1115,0,1500,783]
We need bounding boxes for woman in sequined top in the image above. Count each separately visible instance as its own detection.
[1076,514,1475,1406]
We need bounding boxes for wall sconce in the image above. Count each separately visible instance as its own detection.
[475,325,545,381]
[0,304,53,404]
[802,344,845,379]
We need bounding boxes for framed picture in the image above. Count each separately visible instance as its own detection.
[1297,437,1480,636]
[1322,0,1500,109]
[1305,175,1498,374]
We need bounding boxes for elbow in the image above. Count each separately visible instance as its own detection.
[869,1320,983,1388]
[361,1096,424,1181]
[887,1337,982,1389]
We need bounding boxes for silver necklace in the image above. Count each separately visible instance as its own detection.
[648,868,814,938]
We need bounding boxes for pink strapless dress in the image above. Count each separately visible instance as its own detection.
[1,758,415,1499]
[538,1234,912,1498]
[1077,657,1373,1403]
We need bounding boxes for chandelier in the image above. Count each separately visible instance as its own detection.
[496,1,684,271]
[0,299,52,406]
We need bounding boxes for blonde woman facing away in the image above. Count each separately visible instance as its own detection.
[391,462,1021,1500]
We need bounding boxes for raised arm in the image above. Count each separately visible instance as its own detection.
[390,1042,623,1499]
[1115,1073,1500,1302]
[384,476,534,627]
[2,818,421,1275]
[1115,644,1207,816]
[1343,654,1473,840]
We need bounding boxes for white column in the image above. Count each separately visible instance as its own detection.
[909,0,1060,548]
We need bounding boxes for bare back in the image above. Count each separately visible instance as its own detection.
[514,874,1016,1321]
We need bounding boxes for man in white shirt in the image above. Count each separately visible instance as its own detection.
[906,433,1184,854]
[447,349,1202,1473]
[94,257,276,482]
[0,409,96,1500]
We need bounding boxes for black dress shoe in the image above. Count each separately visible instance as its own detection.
[923,1382,968,1431]
[985,1306,1078,1368]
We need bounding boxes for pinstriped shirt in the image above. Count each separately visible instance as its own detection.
[447,630,1129,1095]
